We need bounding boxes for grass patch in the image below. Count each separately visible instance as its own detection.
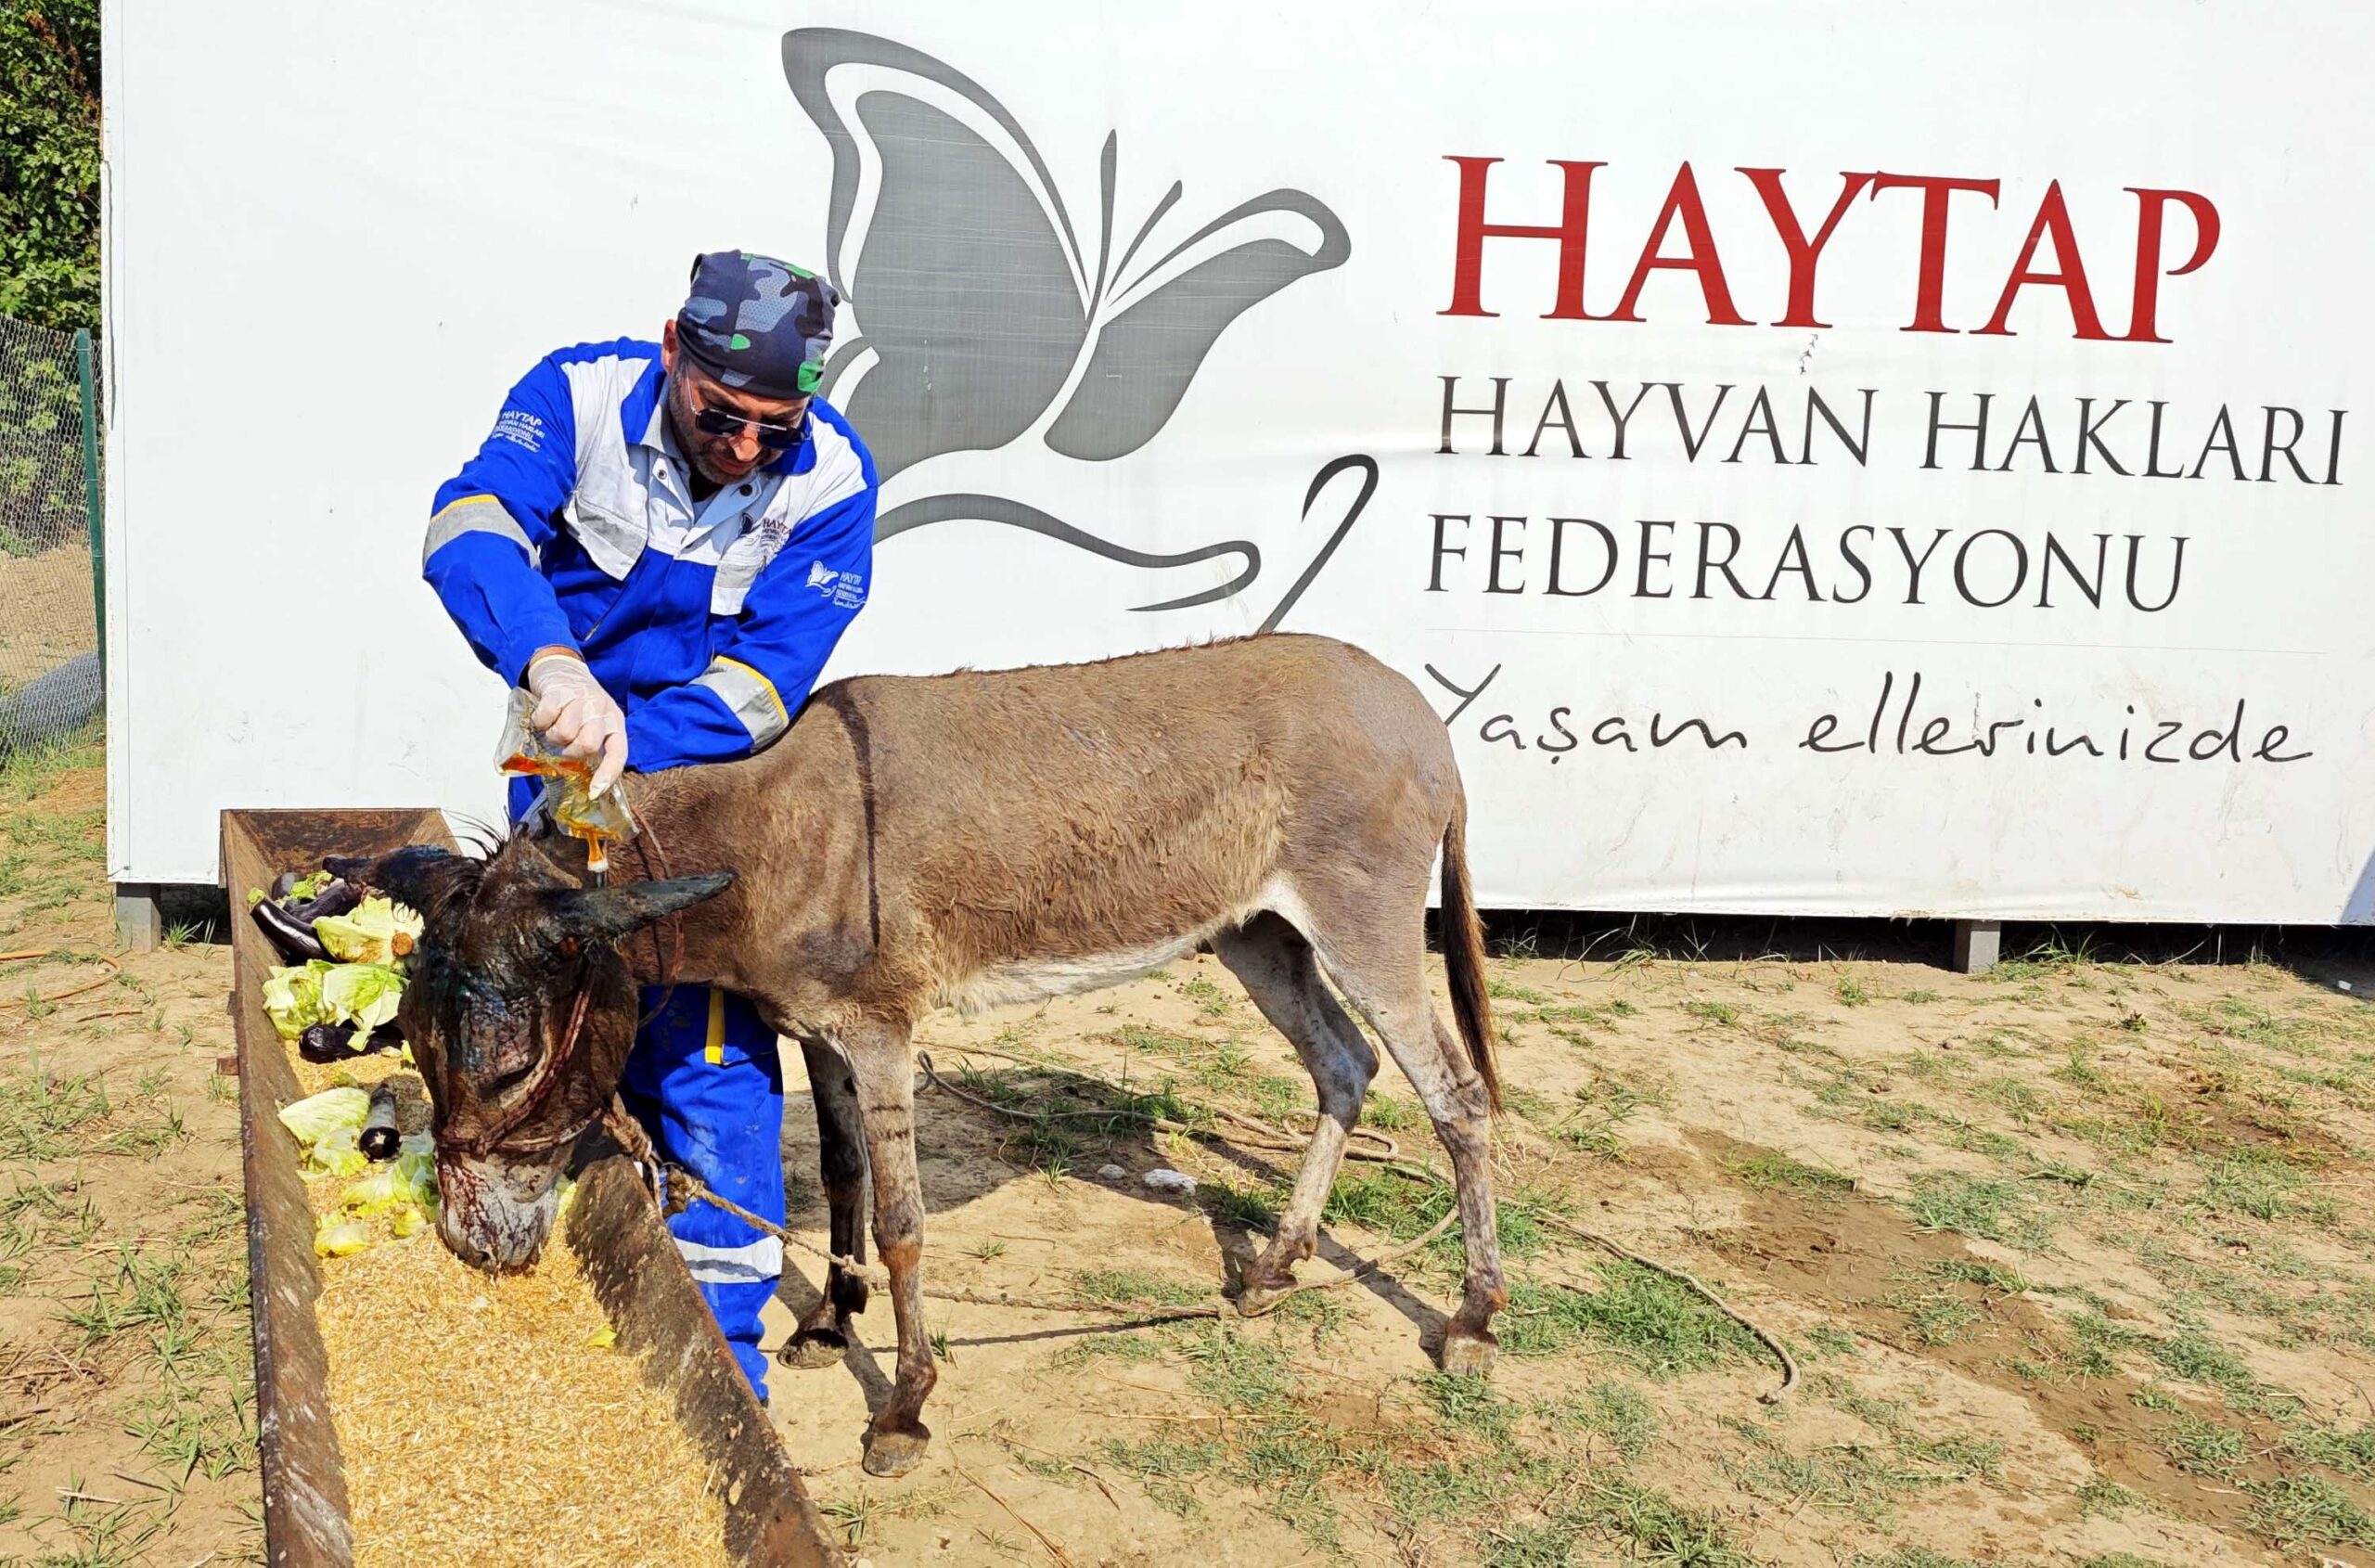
[2048,1311,2145,1380]
[1098,1436,1223,1520]
[1970,1075,2046,1123]
[1073,1269,1206,1309]
[1525,1478,1756,1568]
[1804,1323,1858,1358]
[57,1245,193,1352]
[1726,1415,1991,1524]
[1047,1331,1162,1369]
[1102,1022,1205,1058]
[1179,1323,1295,1409]
[2075,1474,2142,1515]
[1532,1079,1660,1159]
[1381,1458,1512,1533]
[1201,1176,1281,1231]
[1900,1172,2050,1249]
[1854,1549,1983,1568]
[1942,1121,2026,1162]
[1902,1292,1983,1346]
[2241,1472,2375,1549]
[1548,1380,1658,1461]
[2162,1412,2248,1475]
[1419,1370,1517,1440]
[1724,1148,1852,1197]
[0,1052,117,1160]
[1500,1263,1758,1376]
[2150,1330,2251,1386]
[1176,974,1233,1017]
[2200,1150,2315,1224]
[2283,1420,2375,1480]
[1928,1257,2030,1294]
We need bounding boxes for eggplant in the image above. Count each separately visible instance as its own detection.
[360,1081,401,1161]
[270,869,302,902]
[250,898,327,963]
[297,1022,356,1062]
[286,878,360,925]
[368,1021,404,1049]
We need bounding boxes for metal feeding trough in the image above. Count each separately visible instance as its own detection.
[221,808,841,1567]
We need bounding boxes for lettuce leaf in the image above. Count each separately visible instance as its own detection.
[304,1125,367,1179]
[277,1086,368,1148]
[315,1217,372,1257]
[315,895,424,967]
[321,963,404,1033]
[261,961,337,1041]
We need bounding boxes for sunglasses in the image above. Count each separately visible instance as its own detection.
[687,387,808,452]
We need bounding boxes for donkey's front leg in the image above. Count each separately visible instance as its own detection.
[783,1035,870,1370]
[845,1018,937,1477]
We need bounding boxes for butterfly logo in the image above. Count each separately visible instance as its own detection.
[783,30,1353,612]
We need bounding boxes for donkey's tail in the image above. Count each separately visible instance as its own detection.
[1440,794,1501,1112]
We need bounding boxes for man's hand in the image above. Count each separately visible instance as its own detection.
[526,651,628,796]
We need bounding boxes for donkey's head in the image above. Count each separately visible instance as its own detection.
[342,835,734,1272]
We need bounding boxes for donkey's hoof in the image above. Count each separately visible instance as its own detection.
[1235,1281,1295,1318]
[862,1421,931,1478]
[779,1329,847,1371]
[1438,1330,1499,1378]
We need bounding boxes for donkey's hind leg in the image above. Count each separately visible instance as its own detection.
[1211,913,1379,1315]
[781,1035,871,1371]
[1299,892,1506,1375]
[844,1016,938,1478]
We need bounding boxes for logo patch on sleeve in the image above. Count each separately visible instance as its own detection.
[806,559,867,609]
[491,409,546,453]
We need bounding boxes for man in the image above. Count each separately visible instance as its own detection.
[420,251,877,1399]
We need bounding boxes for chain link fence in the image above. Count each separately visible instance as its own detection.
[0,312,104,755]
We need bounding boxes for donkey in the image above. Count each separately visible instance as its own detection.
[357,632,1505,1479]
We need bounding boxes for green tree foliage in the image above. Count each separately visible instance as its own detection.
[0,1,101,330]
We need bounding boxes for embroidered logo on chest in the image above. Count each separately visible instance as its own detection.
[756,511,794,559]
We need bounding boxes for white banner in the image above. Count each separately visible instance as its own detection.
[104,2,2375,922]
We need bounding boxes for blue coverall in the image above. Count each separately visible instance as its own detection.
[423,338,878,1396]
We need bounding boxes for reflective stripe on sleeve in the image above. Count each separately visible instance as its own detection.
[424,495,538,567]
[692,656,790,747]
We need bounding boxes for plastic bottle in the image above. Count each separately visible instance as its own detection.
[494,688,639,872]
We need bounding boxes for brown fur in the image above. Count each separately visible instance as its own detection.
[1438,798,1501,1112]
[404,632,1507,1478]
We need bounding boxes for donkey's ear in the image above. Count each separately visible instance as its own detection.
[330,844,460,914]
[544,871,737,945]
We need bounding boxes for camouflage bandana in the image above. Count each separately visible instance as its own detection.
[675,250,841,398]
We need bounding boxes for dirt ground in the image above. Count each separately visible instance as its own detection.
[4,737,2374,1566]
[0,546,96,688]
[0,736,258,1566]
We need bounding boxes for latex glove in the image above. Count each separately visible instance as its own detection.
[525,652,628,797]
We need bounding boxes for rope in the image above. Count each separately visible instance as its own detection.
[596,1092,1453,1318]
[599,1043,1799,1402]
[911,1050,1800,1401]
[1534,1215,1798,1404]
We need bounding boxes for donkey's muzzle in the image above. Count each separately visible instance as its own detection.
[435,1150,563,1273]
